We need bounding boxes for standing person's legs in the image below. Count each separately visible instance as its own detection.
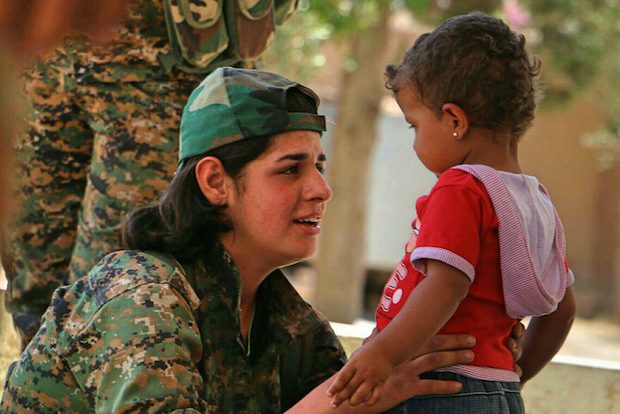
[7,56,93,348]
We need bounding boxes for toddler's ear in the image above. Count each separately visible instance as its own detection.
[441,103,469,138]
[195,156,231,206]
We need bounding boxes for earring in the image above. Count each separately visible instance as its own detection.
[452,131,458,137]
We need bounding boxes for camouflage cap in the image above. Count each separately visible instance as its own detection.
[178,67,326,168]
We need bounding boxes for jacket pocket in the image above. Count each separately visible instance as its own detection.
[164,0,229,69]
[230,0,275,62]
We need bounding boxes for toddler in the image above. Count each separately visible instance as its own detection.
[327,11,576,414]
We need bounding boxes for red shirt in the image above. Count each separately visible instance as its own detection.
[375,169,517,374]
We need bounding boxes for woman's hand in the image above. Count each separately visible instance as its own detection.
[386,322,524,404]
[506,322,526,378]
[382,334,475,405]
[287,333,476,414]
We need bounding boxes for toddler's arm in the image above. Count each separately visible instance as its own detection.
[517,286,576,385]
[327,259,470,407]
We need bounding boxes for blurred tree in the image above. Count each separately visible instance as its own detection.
[262,3,332,82]
[498,1,620,168]
[310,0,394,322]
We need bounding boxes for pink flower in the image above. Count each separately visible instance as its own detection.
[502,0,531,29]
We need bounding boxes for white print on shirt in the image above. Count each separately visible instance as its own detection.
[392,289,403,304]
[379,294,391,312]
[386,273,399,290]
[380,231,415,312]
[381,265,406,311]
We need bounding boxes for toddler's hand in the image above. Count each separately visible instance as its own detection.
[326,345,393,408]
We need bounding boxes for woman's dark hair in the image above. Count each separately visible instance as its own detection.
[385,12,542,140]
[122,87,318,270]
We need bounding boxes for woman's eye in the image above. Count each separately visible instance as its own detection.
[281,165,299,174]
[408,124,417,130]
[316,163,325,174]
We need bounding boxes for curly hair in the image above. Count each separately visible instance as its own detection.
[386,11,542,140]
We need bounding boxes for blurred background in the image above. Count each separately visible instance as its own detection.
[262,0,620,362]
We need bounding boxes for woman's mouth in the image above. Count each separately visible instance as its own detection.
[294,218,320,228]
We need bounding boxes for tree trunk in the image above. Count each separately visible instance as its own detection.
[314,5,392,322]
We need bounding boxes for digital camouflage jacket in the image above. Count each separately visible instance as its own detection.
[1,248,346,413]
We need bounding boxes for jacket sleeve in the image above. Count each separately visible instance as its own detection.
[65,282,209,413]
[293,318,347,408]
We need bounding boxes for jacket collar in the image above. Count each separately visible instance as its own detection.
[186,242,323,344]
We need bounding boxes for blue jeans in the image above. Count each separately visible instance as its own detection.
[386,372,524,414]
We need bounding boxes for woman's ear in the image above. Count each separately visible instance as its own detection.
[195,156,230,206]
[441,103,469,139]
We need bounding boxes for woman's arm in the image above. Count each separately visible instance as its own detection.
[67,283,209,413]
[287,334,476,414]
[517,286,576,385]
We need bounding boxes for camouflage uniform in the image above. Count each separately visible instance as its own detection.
[6,0,298,343]
[1,247,346,413]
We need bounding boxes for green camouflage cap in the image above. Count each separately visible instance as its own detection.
[178,67,326,168]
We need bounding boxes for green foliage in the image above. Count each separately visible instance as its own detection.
[522,0,620,160]
[401,0,501,24]
[278,0,618,104]
[262,10,332,82]
[308,0,390,35]
[265,0,506,78]
[524,0,618,100]
[265,0,395,78]
[306,0,505,33]
[265,0,620,162]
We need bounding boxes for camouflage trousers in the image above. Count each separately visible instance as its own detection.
[6,58,203,345]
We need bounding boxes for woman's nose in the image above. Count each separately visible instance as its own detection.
[306,170,333,202]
